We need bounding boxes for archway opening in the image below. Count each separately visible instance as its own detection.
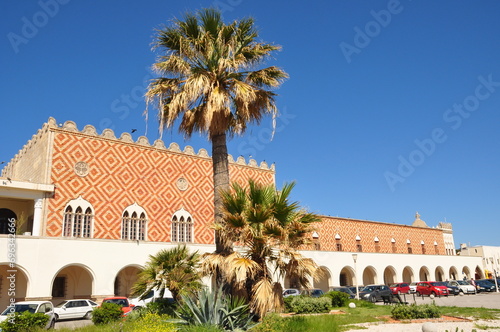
[419,266,430,281]
[383,266,396,285]
[474,266,484,280]
[435,266,445,281]
[313,266,331,292]
[402,266,414,283]
[0,265,28,309]
[449,266,459,280]
[0,208,17,234]
[114,266,142,297]
[362,266,377,285]
[462,266,471,280]
[339,266,355,286]
[52,265,93,301]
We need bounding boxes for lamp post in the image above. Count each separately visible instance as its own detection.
[352,253,359,300]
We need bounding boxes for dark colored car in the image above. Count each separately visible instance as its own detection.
[329,286,355,299]
[358,284,392,303]
[475,279,497,292]
[300,289,325,297]
[440,281,460,295]
[389,282,410,295]
[416,281,449,297]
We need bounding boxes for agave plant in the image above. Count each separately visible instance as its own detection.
[176,287,255,331]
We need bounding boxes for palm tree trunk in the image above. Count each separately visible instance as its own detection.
[211,132,231,254]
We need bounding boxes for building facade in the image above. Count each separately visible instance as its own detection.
[0,118,483,309]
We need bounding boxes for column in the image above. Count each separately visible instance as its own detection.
[32,198,43,236]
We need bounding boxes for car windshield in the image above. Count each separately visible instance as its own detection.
[104,299,128,307]
[55,301,69,308]
[1,304,38,315]
[361,286,375,292]
[389,284,398,287]
[430,282,442,286]
[457,280,469,285]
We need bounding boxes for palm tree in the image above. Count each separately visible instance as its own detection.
[145,9,288,257]
[132,245,202,302]
[202,180,321,317]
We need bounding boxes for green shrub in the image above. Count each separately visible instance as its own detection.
[391,303,441,320]
[283,296,294,313]
[128,312,176,332]
[250,313,287,332]
[92,302,123,325]
[178,325,225,332]
[0,311,49,332]
[324,291,350,307]
[286,296,331,314]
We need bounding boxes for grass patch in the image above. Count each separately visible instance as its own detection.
[438,306,500,320]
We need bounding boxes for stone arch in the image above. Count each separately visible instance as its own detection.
[0,208,17,234]
[362,266,377,285]
[419,266,430,281]
[313,266,331,292]
[284,272,300,289]
[51,264,94,301]
[383,266,397,285]
[114,265,143,297]
[339,266,355,286]
[462,266,471,279]
[435,266,445,281]
[0,264,29,309]
[474,265,484,280]
[449,266,459,280]
[402,266,414,283]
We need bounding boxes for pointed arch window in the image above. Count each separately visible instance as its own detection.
[171,208,193,243]
[62,196,93,238]
[121,203,147,240]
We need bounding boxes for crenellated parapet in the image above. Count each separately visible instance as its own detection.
[47,117,274,171]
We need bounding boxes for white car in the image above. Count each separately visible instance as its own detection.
[0,301,56,329]
[129,288,174,308]
[448,280,477,294]
[282,288,300,297]
[54,299,98,320]
[409,282,418,293]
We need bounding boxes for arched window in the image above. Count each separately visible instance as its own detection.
[171,208,193,243]
[62,196,93,238]
[121,203,147,240]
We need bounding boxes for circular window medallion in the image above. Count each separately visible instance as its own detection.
[176,177,188,191]
[74,161,89,177]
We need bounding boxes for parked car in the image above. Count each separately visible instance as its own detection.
[0,301,56,329]
[409,281,418,294]
[329,286,355,299]
[300,289,324,297]
[475,279,497,292]
[129,288,174,308]
[348,286,364,295]
[440,281,460,295]
[448,280,476,294]
[101,297,135,315]
[54,299,98,320]
[358,284,392,303]
[415,281,449,297]
[389,282,410,295]
[283,288,301,297]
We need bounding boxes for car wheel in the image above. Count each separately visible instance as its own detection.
[54,314,59,321]
[48,319,56,329]
[397,290,401,295]
[84,311,92,319]
[369,295,376,303]
[431,291,436,297]
[416,291,421,296]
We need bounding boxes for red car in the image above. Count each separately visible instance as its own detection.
[416,281,449,297]
[101,297,135,315]
[389,282,410,295]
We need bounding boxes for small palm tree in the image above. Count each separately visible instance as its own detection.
[202,180,321,317]
[145,8,288,259]
[132,245,202,302]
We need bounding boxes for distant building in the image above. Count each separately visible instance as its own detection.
[460,245,500,279]
[0,117,483,309]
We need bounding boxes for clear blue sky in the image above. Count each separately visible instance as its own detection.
[1,1,500,247]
